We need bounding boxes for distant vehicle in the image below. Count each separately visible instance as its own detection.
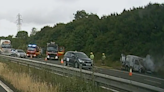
[0,39,12,55]
[11,48,16,56]
[26,44,41,58]
[11,48,16,52]
[12,49,26,58]
[63,51,93,69]
[120,54,150,73]
[46,42,65,60]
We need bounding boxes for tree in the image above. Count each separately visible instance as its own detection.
[30,27,37,36]
[13,31,29,50]
[6,35,13,40]
[5,3,164,62]
[74,10,88,20]
[16,31,28,39]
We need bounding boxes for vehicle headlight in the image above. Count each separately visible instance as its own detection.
[79,59,85,63]
[55,56,58,59]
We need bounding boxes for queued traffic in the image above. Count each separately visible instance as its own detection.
[0,39,155,72]
[0,39,93,69]
[0,40,64,59]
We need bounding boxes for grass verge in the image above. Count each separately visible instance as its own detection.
[95,59,121,69]
[0,59,108,92]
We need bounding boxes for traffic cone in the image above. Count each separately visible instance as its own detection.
[44,57,47,61]
[129,68,132,76]
[61,59,64,64]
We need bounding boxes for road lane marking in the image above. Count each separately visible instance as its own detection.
[95,66,164,81]
[144,79,161,84]
[100,86,119,92]
[27,58,164,82]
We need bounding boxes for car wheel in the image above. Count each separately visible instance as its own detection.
[64,61,67,66]
[139,68,142,73]
[79,64,83,69]
[74,62,79,68]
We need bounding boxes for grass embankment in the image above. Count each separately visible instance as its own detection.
[92,53,121,69]
[0,59,107,92]
[94,59,121,69]
[0,62,57,92]
[155,69,164,79]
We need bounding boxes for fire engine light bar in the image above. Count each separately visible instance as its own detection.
[28,44,37,47]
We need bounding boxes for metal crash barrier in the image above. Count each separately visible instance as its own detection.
[0,55,164,92]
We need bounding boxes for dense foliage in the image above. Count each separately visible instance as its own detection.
[2,3,164,61]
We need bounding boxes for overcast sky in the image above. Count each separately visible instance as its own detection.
[0,0,163,37]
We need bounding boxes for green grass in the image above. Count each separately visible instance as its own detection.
[94,59,121,69]
[0,58,109,92]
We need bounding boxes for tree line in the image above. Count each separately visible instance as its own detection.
[1,3,164,62]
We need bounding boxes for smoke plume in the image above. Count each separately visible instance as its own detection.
[144,55,155,72]
[145,54,164,72]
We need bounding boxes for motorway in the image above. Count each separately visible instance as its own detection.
[27,57,164,89]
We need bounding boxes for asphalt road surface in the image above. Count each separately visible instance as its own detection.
[0,85,7,92]
[25,57,164,89]
[95,67,164,88]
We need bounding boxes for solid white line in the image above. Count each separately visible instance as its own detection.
[100,86,119,92]
[0,80,13,92]
[95,66,164,81]
[144,79,161,84]
[110,68,164,81]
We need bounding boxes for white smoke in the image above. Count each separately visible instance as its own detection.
[144,54,155,72]
[144,54,164,72]
[153,56,164,72]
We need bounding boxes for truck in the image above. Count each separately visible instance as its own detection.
[26,44,41,58]
[0,39,12,55]
[120,54,148,73]
[46,42,64,60]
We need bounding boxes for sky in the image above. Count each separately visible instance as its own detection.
[0,0,163,37]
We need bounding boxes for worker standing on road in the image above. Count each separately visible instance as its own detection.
[90,52,95,66]
[90,52,94,60]
[101,53,106,65]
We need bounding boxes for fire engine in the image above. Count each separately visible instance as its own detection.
[46,42,64,60]
[26,44,41,58]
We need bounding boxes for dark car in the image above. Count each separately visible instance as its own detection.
[63,51,93,69]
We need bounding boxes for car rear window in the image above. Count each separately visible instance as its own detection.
[76,52,88,58]
[64,52,71,57]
